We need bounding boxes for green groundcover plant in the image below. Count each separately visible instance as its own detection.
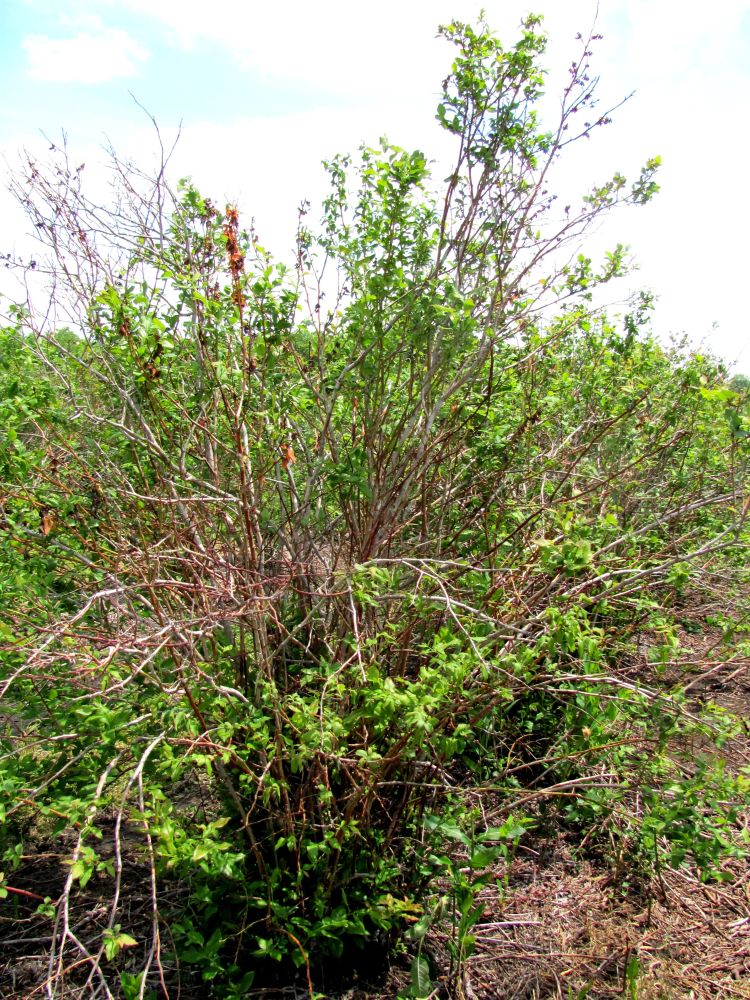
[1,13,748,998]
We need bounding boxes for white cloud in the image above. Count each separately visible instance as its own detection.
[87,0,522,95]
[23,28,148,83]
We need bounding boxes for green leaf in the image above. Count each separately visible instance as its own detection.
[469,845,501,869]
[103,926,137,961]
[700,387,738,403]
[408,955,432,998]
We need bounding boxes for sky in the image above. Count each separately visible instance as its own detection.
[1,0,749,369]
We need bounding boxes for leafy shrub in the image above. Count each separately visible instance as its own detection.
[1,11,748,997]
